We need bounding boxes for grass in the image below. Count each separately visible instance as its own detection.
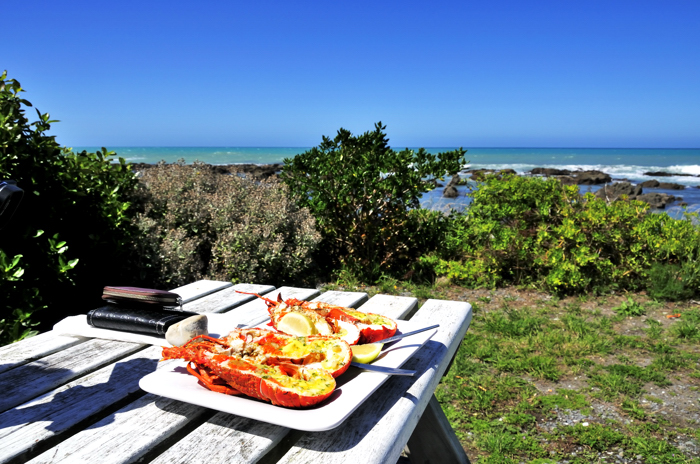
[328,280,700,463]
[437,289,700,463]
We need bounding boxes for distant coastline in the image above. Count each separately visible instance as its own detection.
[94,146,700,187]
[107,147,700,217]
[126,154,700,218]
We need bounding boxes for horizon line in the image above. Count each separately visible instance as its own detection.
[69,145,700,150]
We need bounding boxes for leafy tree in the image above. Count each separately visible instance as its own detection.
[281,122,466,278]
[0,71,138,344]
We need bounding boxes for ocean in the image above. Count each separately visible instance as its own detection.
[76,146,700,216]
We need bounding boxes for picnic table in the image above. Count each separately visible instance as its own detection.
[0,280,472,464]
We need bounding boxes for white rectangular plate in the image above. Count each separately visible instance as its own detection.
[139,319,436,431]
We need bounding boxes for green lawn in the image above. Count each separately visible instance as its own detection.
[326,280,700,463]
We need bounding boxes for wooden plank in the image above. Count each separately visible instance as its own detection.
[356,294,418,320]
[219,287,321,328]
[0,332,88,375]
[275,299,472,464]
[0,346,166,464]
[0,280,236,375]
[0,339,145,413]
[149,414,290,464]
[170,280,233,304]
[18,287,321,464]
[183,283,275,314]
[312,290,367,308]
[26,393,211,464]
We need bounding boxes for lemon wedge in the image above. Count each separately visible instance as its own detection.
[351,343,383,364]
[277,312,317,336]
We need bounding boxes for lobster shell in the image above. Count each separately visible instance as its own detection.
[209,355,336,407]
[245,292,397,345]
[161,328,351,408]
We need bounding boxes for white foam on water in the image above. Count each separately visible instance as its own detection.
[466,163,700,187]
[667,165,700,176]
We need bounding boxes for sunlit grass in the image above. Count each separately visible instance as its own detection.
[433,292,700,463]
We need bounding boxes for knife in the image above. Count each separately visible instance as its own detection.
[350,362,416,376]
[377,324,440,347]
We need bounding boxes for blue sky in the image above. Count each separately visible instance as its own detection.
[5,0,699,148]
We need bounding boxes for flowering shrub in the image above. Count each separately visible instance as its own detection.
[128,161,321,287]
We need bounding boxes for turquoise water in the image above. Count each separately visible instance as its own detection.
[75,147,307,166]
[75,146,700,214]
[76,146,700,183]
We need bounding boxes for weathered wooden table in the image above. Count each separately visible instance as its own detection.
[0,280,472,464]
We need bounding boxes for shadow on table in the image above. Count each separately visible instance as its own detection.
[0,356,158,432]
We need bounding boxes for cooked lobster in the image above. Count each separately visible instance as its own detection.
[161,327,352,408]
[239,292,398,344]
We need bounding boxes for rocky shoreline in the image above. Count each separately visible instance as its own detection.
[131,162,283,180]
[442,167,700,209]
[129,161,697,211]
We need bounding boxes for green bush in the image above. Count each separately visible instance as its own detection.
[421,173,700,296]
[0,71,138,344]
[0,250,39,342]
[127,161,321,287]
[281,122,466,279]
[646,263,695,301]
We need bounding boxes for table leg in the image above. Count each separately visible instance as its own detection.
[406,395,471,464]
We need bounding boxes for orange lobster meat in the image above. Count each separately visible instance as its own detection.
[161,328,351,407]
[239,292,398,344]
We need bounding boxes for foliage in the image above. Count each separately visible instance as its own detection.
[613,297,645,317]
[0,71,138,344]
[281,122,466,279]
[0,250,39,343]
[421,173,700,296]
[127,161,321,288]
[647,263,696,301]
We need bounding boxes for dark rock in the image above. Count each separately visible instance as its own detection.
[679,202,688,207]
[639,180,660,188]
[443,185,459,198]
[213,165,231,175]
[644,171,695,177]
[557,176,577,185]
[574,170,612,185]
[594,182,642,202]
[636,192,677,209]
[469,169,516,181]
[657,182,685,190]
[129,162,283,181]
[227,163,283,179]
[446,174,461,187]
[530,167,572,176]
[640,180,685,190]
